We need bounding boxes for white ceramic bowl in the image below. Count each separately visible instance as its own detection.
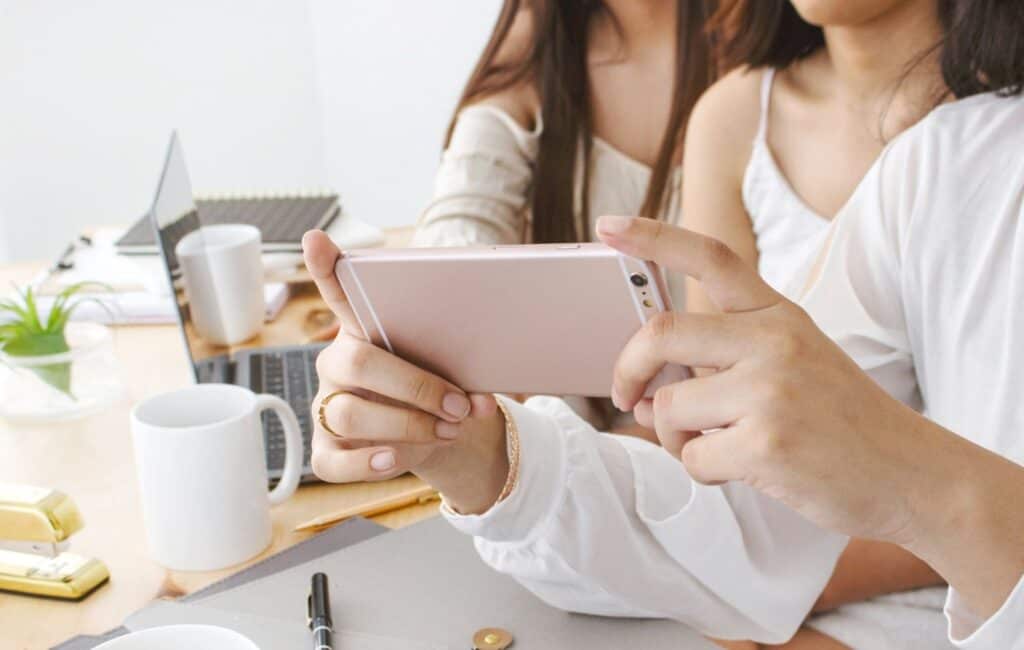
[94,624,259,650]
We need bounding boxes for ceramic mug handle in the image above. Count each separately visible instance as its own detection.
[255,394,303,505]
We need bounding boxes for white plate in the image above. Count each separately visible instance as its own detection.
[94,624,259,650]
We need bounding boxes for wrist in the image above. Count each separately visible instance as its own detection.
[414,407,509,515]
[902,421,1024,617]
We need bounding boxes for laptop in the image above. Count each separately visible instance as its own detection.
[148,132,324,483]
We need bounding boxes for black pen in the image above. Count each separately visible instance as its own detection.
[307,572,334,650]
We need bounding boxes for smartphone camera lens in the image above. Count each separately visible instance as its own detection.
[630,272,648,287]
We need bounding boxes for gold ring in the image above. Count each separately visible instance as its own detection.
[318,390,347,437]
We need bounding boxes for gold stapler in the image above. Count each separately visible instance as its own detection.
[0,483,109,600]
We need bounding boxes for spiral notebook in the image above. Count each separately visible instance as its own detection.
[115,194,342,254]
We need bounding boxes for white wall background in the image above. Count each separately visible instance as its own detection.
[310,1,500,230]
[0,1,500,263]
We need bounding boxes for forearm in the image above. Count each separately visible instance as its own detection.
[903,419,1024,617]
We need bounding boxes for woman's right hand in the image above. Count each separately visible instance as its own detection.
[302,231,509,514]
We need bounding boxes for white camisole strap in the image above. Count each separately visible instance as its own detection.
[741,65,831,297]
[755,67,776,142]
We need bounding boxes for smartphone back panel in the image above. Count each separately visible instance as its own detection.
[337,243,684,397]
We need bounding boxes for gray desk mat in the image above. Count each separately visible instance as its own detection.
[179,516,715,649]
[51,517,388,649]
[125,600,446,649]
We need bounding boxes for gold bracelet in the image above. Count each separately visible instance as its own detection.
[493,398,521,503]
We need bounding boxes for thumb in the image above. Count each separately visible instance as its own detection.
[595,216,781,313]
[301,230,364,338]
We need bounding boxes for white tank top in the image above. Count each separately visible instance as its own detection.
[741,68,832,297]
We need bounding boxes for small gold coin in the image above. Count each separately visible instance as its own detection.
[473,627,513,649]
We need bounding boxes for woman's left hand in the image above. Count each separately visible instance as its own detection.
[302,231,509,514]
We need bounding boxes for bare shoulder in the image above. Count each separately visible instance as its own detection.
[685,66,765,176]
[469,8,540,130]
[681,66,765,268]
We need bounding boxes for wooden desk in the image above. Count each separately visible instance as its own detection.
[0,229,431,649]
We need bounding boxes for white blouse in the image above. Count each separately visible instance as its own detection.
[798,91,1024,649]
[444,91,1024,647]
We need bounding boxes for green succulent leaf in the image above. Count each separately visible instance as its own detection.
[19,286,43,333]
[0,299,30,325]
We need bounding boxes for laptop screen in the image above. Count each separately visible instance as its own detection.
[148,132,225,381]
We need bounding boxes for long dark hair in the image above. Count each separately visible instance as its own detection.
[447,1,716,243]
[709,0,1024,99]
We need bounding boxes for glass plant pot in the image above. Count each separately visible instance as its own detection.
[0,322,124,422]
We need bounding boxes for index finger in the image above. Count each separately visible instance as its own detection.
[612,311,755,409]
[302,230,363,338]
[595,216,782,313]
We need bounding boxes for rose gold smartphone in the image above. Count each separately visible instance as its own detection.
[335,243,690,397]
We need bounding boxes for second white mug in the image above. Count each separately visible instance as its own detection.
[176,224,264,346]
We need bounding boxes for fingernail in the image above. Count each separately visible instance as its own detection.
[596,215,632,236]
[370,450,396,472]
[442,392,471,420]
[435,420,460,440]
[611,386,625,411]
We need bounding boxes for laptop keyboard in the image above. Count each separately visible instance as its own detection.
[253,347,323,475]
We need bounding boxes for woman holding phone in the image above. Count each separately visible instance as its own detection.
[426,1,953,644]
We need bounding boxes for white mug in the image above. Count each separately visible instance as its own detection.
[176,224,264,345]
[130,384,302,571]
[95,625,259,650]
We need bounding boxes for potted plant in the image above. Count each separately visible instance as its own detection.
[0,284,123,420]
[0,284,94,395]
